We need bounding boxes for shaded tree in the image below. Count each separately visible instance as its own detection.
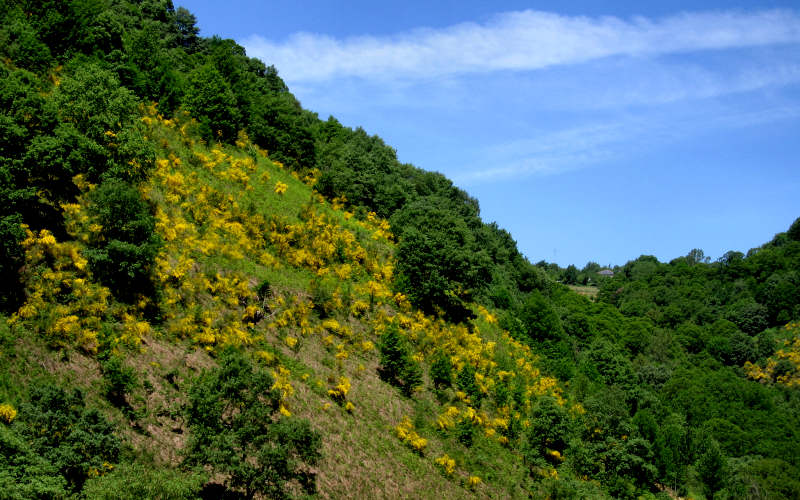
[185,350,321,499]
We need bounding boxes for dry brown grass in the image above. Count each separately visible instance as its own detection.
[118,336,215,466]
[259,306,515,499]
[567,284,599,299]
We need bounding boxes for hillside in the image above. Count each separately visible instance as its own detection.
[2,2,800,499]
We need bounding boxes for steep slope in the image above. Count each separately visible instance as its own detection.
[2,104,586,498]
[2,2,800,499]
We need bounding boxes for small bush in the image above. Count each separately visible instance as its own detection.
[377,324,422,397]
[100,356,138,409]
[81,462,205,500]
[429,350,453,389]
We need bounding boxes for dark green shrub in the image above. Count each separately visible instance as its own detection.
[86,178,161,303]
[185,349,321,499]
[0,424,68,498]
[455,418,475,448]
[15,384,120,494]
[456,363,482,405]
[524,396,570,467]
[0,215,25,312]
[100,356,138,409]
[309,277,336,319]
[256,279,271,300]
[377,324,422,397]
[429,350,453,389]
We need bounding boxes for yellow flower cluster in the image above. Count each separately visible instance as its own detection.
[274,181,288,194]
[11,227,109,351]
[327,376,351,404]
[267,295,313,335]
[270,366,295,416]
[395,416,427,454]
[745,321,800,387]
[87,462,115,479]
[0,403,17,423]
[434,454,456,476]
[357,211,393,241]
[267,209,377,278]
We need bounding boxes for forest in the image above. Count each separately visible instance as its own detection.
[1,1,799,498]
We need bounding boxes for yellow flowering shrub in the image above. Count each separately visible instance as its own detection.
[274,181,288,194]
[327,376,351,404]
[435,454,456,476]
[395,416,427,454]
[746,322,800,387]
[0,403,17,423]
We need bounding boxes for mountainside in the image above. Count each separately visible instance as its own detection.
[1,2,800,499]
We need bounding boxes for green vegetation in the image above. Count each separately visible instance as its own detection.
[0,1,798,498]
[86,178,161,303]
[185,349,321,499]
[378,324,423,397]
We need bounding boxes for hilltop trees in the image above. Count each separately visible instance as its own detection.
[393,198,492,322]
[183,63,241,143]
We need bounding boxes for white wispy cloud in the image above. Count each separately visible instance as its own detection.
[454,102,800,184]
[243,9,800,82]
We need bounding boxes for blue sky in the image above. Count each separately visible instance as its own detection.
[178,1,800,267]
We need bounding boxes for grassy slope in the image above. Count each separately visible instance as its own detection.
[2,107,596,498]
[566,285,599,300]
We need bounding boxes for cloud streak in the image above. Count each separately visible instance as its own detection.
[243,9,800,82]
[453,102,800,184]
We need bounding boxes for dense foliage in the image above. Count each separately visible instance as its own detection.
[185,349,321,499]
[1,385,119,497]
[378,323,423,397]
[0,1,798,498]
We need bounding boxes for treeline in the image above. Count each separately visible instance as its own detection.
[517,223,800,498]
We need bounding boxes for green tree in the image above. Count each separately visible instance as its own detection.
[183,63,241,142]
[524,396,570,467]
[377,324,422,397]
[15,385,120,494]
[86,178,161,303]
[173,7,200,52]
[563,264,578,285]
[392,198,491,322]
[185,349,321,499]
[519,290,563,343]
[697,437,727,499]
[654,413,689,492]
